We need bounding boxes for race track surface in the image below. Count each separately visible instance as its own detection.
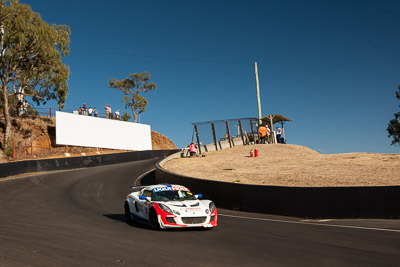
[0,159,399,266]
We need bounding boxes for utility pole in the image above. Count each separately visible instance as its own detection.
[254,62,262,125]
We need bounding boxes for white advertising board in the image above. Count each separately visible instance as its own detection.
[56,111,152,151]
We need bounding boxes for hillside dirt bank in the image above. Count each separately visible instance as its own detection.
[162,144,400,187]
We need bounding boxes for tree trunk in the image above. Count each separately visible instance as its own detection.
[131,106,138,123]
[2,84,11,149]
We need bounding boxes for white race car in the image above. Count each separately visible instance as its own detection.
[124,184,218,229]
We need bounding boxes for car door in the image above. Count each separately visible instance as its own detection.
[137,189,152,219]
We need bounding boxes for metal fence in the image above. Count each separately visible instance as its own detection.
[10,106,123,120]
[191,118,259,154]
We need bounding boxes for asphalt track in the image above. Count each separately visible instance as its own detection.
[0,159,399,266]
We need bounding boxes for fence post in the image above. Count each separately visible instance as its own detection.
[31,142,33,156]
[193,125,202,154]
[13,139,15,161]
[237,120,245,145]
[66,145,69,153]
[249,118,256,144]
[225,121,232,148]
[209,122,218,151]
[50,107,52,118]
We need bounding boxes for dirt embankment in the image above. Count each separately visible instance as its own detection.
[0,116,177,162]
[162,144,400,187]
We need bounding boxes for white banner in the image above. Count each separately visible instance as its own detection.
[56,111,152,151]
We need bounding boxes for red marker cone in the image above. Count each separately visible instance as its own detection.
[255,148,258,157]
[250,149,254,157]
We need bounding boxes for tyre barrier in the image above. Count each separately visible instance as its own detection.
[155,153,400,219]
[0,149,179,179]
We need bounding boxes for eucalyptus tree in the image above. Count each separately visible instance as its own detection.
[108,72,157,123]
[0,0,70,149]
[387,85,400,145]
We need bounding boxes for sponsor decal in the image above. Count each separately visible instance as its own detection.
[153,186,189,192]
[185,207,201,210]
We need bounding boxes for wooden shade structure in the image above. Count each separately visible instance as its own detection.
[260,114,293,143]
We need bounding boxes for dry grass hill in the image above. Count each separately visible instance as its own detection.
[162,144,400,187]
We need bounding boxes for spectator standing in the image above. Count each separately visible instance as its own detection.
[108,105,112,119]
[82,103,87,115]
[78,106,82,115]
[115,109,120,120]
[93,107,98,117]
[105,104,109,118]
[276,127,285,144]
[189,142,197,157]
[23,100,29,115]
[258,124,268,144]
[266,124,271,143]
[88,107,93,116]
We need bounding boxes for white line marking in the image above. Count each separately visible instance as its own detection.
[219,214,400,233]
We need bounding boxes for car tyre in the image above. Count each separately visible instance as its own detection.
[149,209,160,230]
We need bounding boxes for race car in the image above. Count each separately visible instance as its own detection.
[124,184,217,229]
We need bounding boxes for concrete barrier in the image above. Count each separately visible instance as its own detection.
[155,153,400,219]
[0,150,179,178]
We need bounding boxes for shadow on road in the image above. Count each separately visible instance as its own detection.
[103,214,214,232]
[103,214,152,230]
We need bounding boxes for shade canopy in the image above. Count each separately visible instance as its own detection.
[261,114,292,126]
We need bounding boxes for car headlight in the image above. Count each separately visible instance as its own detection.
[159,203,180,215]
[159,203,173,214]
[209,202,216,213]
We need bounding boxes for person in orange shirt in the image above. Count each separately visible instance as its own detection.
[258,124,268,144]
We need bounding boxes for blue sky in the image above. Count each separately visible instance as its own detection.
[22,0,400,154]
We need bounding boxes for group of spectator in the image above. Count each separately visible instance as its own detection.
[77,103,120,120]
[258,124,286,144]
[104,104,120,120]
[78,103,98,117]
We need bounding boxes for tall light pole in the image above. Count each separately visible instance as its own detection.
[254,62,262,125]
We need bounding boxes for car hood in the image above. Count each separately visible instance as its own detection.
[159,200,209,215]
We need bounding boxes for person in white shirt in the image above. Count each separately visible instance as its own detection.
[276,127,283,143]
[108,105,112,119]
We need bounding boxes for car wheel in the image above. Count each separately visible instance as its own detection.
[124,202,132,222]
[149,209,160,230]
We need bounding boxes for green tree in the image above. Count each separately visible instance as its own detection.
[108,72,156,123]
[121,112,131,122]
[387,85,400,145]
[0,0,70,149]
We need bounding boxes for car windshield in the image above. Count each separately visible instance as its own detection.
[153,190,197,202]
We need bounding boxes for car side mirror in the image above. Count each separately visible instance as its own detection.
[196,194,202,199]
[139,195,147,200]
